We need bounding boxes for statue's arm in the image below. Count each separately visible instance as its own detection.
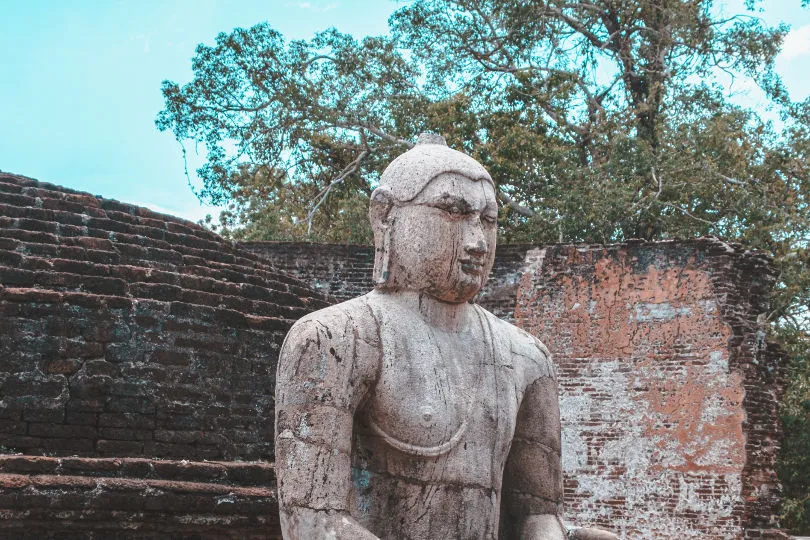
[501,349,567,540]
[502,341,619,540]
[274,309,379,539]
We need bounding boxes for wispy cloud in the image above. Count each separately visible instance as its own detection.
[285,2,338,13]
[781,24,810,60]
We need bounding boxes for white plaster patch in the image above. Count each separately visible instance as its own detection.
[632,302,692,322]
[559,393,593,424]
[675,473,741,516]
[522,248,547,275]
[702,299,718,315]
[601,436,652,476]
[707,350,728,374]
[699,392,724,423]
[562,425,587,470]
[694,438,742,470]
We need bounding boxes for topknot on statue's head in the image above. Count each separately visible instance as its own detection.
[378,133,494,202]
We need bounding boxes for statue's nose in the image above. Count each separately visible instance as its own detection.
[466,243,488,258]
[464,223,488,256]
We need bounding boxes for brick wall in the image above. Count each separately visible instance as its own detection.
[240,241,533,319]
[245,239,787,538]
[0,172,334,537]
[240,241,375,303]
[0,172,328,462]
[0,175,787,538]
[515,241,785,539]
[0,454,281,539]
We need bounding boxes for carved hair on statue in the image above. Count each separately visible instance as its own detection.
[369,133,496,285]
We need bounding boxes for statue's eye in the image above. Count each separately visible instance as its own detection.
[482,214,497,225]
[427,197,474,217]
[434,202,465,216]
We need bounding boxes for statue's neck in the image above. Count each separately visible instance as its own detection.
[372,289,473,333]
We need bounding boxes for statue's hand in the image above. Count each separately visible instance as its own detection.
[569,527,620,540]
[281,508,381,540]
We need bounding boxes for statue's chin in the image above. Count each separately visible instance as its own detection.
[380,265,485,304]
[427,281,483,304]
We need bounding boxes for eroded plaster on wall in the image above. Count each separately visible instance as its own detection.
[514,242,782,539]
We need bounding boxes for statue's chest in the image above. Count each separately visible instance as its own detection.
[364,325,517,457]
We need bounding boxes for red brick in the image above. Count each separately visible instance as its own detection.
[0,474,30,489]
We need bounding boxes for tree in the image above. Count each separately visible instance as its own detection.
[156,1,805,245]
[156,27,420,242]
[157,2,810,529]
[156,0,809,319]
[778,328,810,533]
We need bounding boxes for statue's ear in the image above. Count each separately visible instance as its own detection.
[369,186,395,228]
[369,186,395,286]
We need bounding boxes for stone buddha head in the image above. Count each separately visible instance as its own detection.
[369,134,498,304]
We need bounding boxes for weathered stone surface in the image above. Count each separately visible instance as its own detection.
[274,136,616,539]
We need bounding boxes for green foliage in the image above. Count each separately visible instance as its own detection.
[157,3,810,529]
[155,24,421,240]
[777,329,810,534]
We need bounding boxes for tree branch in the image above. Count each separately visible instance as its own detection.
[499,191,536,217]
[544,6,609,49]
[305,149,369,235]
[663,202,717,226]
[337,120,414,148]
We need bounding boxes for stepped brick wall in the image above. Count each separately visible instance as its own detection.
[244,239,787,539]
[0,172,329,537]
[0,172,329,461]
[0,455,280,539]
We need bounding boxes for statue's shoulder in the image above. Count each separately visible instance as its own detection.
[279,295,380,387]
[283,294,381,365]
[475,305,554,381]
[290,294,377,334]
[278,295,380,410]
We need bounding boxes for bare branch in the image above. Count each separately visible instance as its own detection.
[718,172,747,186]
[305,149,369,235]
[544,6,609,50]
[651,165,662,197]
[663,202,717,226]
[337,120,414,148]
[499,191,536,217]
[302,54,338,69]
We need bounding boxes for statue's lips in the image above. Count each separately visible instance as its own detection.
[459,259,485,274]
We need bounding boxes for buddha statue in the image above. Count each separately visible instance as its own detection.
[275,134,618,540]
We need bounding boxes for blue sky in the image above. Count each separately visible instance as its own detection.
[1,1,809,224]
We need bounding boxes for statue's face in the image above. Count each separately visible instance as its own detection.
[386,172,498,303]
